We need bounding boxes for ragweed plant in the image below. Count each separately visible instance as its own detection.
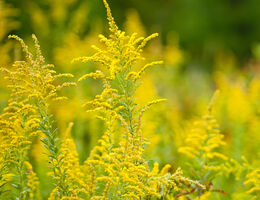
[74,0,204,199]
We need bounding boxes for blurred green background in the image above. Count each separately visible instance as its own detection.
[5,0,260,69]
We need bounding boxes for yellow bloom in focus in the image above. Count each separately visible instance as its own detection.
[74,0,204,199]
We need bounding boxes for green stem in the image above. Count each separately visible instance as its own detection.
[38,104,69,197]
[115,71,135,135]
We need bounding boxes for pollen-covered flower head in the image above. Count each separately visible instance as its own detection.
[1,34,76,106]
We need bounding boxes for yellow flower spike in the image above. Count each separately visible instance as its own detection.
[71,0,207,199]
[160,164,172,176]
[8,35,33,63]
[135,98,167,133]
[78,71,106,82]
[133,60,163,80]
[144,98,167,108]
[125,71,138,81]
[24,161,40,200]
[103,0,118,34]
[244,169,260,196]
[54,73,74,79]
[64,122,74,138]
[32,34,45,64]
[0,34,76,199]
[52,122,90,199]
[137,33,159,50]
[151,162,159,176]
[1,173,14,183]
[177,91,235,195]
[56,82,77,90]
[53,96,69,101]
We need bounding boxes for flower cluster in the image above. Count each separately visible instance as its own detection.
[1,0,258,199]
[73,0,204,199]
[0,34,75,199]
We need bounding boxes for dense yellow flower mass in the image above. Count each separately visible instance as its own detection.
[0,34,75,199]
[73,1,205,199]
[0,0,259,199]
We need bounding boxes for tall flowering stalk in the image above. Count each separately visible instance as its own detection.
[74,0,204,199]
[0,101,41,199]
[0,35,76,199]
[178,91,232,197]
